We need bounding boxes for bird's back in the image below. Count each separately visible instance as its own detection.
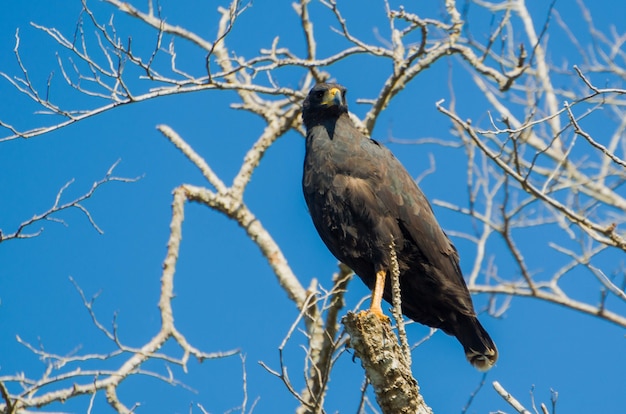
[304,113,474,322]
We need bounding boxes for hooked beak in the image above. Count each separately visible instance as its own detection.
[322,87,344,107]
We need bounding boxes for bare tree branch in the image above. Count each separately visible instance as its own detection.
[0,160,138,243]
[343,312,431,414]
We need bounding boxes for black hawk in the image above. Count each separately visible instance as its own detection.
[301,83,498,370]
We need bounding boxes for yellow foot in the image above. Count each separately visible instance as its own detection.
[357,308,390,323]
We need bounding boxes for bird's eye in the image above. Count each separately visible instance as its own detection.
[316,91,325,99]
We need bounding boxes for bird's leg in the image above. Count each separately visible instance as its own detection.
[369,269,389,322]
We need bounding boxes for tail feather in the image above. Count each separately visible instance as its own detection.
[454,316,498,371]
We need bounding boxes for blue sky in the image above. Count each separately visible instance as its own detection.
[1,1,625,413]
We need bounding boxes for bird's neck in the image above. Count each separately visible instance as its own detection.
[303,106,347,129]
[307,113,355,142]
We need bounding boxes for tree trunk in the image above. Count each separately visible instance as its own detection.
[343,312,433,414]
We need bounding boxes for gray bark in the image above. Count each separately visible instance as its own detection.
[343,312,433,414]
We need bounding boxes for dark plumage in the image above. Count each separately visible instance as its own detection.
[302,83,498,370]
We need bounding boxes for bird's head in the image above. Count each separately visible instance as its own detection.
[302,83,348,129]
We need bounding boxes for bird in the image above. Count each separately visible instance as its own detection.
[301,83,498,371]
